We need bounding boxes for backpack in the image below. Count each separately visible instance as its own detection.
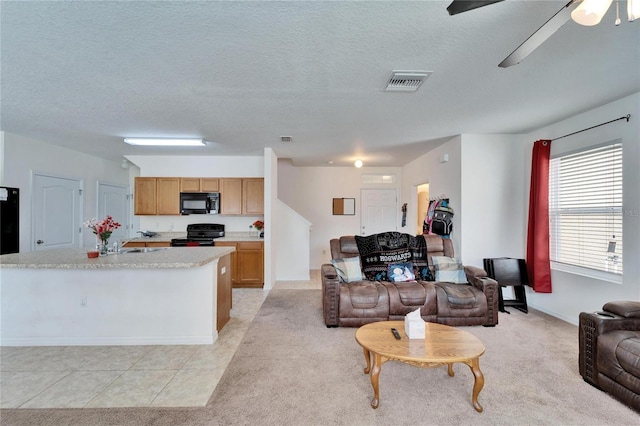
[431,205,454,236]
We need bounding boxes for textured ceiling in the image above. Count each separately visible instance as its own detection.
[1,1,639,167]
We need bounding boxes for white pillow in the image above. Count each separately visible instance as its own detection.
[330,257,363,283]
[431,256,467,284]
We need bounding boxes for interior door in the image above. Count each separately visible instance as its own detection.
[33,173,82,251]
[98,182,130,241]
[360,189,397,236]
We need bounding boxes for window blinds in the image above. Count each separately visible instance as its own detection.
[549,142,623,275]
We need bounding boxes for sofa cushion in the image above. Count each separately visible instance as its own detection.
[598,330,640,394]
[432,256,467,284]
[355,232,413,281]
[436,282,478,307]
[330,257,363,283]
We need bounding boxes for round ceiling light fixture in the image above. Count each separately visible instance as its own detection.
[354,159,363,168]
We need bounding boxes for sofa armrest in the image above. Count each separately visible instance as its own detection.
[464,267,499,326]
[578,308,640,386]
[321,264,341,327]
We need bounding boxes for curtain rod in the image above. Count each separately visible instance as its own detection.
[552,114,630,141]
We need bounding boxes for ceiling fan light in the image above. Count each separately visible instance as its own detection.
[571,0,613,26]
[629,0,640,21]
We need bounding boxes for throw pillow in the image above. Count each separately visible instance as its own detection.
[330,257,363,283]
[432,256,467,284]
[355,232,413,281]
[387,262,416,282]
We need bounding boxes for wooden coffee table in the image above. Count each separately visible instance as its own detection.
[355,320,486,412]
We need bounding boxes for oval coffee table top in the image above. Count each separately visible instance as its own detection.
[355,320,485,364]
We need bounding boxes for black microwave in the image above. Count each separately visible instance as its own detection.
[180,192,220,215]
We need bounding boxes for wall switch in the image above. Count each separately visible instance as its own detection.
[221,266,226,274]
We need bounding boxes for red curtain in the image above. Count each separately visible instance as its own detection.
[526,140,552,293]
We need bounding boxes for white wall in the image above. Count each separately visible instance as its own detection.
[276,200,311,280]
[401,136,463,256]
[264,148,277,289]
[2,132,130,251]
[523,93,640,323]
[278,160,402,268]
[460,134,527,268]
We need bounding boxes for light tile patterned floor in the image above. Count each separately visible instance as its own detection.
[0,271,321,409]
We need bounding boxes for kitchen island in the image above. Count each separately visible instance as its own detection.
[0,246,234,346]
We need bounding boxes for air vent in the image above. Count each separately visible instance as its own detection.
[280,136,293,143]
[385,70,432,92]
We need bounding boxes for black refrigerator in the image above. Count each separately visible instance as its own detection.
[0,186,19,254]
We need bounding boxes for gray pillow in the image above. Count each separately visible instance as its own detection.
[330,257,363,283]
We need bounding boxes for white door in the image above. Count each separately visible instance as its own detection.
[33,174,82,251]
[97,182,130,241]
[360,189,397,236]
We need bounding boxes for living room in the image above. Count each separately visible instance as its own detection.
[1,1,639,423]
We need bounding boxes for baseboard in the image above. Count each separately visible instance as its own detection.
[0,334,217,346]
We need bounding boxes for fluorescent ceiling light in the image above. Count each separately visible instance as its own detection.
[124,138,205,146]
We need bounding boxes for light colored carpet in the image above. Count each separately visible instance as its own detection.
[1,289,638,425]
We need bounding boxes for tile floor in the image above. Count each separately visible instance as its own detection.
[0,271,320,409]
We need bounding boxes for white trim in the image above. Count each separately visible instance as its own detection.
[551,261,622,284]
[0,335,216,347]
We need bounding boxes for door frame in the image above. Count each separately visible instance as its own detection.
[31,171,84,251]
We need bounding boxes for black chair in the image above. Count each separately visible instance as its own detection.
[483,258,528,314]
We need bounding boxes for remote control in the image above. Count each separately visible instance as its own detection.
[391,328,401,340]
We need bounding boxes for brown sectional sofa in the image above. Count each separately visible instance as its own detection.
[321,234,499,328]
[579,301,640,412]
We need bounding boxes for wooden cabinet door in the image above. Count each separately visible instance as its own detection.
[200,178,219,192]
[145,241,171,247]
[123,241,147,248]
[215,241,238,286]
[156,178,180,215]
[180,178,200,192]
[242,178,264,215]
[236,241,264,287]
[220,178,243,215]
[134,178,157,215]
[217,253,232,331]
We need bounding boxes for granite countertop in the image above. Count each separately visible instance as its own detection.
[124,231,263,244]
[0,246,235,269]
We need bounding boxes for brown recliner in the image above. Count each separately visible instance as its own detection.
[579,301,640,412]
[321,234,499,328]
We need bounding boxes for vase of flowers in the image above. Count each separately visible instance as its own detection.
[84,215,121,255]
[251,220,264,238]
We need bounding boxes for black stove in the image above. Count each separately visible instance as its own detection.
[171,223,225,247]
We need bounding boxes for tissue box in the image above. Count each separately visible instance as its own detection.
[404,318,426,339]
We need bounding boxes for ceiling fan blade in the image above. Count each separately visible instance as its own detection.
[447,0,504,16]
[499,0,578,68]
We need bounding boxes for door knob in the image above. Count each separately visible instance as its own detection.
[36,240,44,244]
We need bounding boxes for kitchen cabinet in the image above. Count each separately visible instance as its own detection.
[134,177,179,215]
[134,178,157,215]
[135,176,259,216]
[220,178,264,215]
[156,178,180,215]
[217,253,232,331]
[180,178,219,193]
[220,179,243,215]
[243,178,264,215]
[214,240,264,288]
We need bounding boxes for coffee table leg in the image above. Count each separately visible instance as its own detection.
[467,358,485,413]
[370,353,383,409]
[362,347,371,374]
[447,363,454,377]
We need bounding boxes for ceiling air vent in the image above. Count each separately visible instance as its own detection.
[385,70,432,92]
[280,136,293,143]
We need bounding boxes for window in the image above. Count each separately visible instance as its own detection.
[549,142,622,275]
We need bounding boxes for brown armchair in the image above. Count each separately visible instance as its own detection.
[579,301,640,412]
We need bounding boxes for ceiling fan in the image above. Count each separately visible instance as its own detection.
[447,0,639,68]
